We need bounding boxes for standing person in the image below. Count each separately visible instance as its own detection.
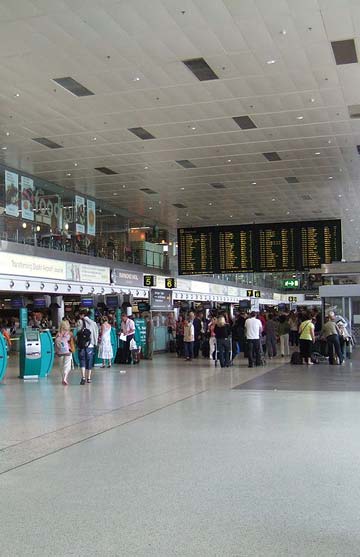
[214,316,231,368]
[175,314,184,358]
[183,317,194,361]
[55,319,74,386]
[299,312,315,365]
[192,312,202,358]
[245,312,262,368]
[321,315,344,365]
[278,314,290,357]
[288,311,299,347]
[265,314,278,358]
[98,316,113,368]
[145,315,154,360]
[77,310,99,384]
[208,315,217,360]
[120,312,135,365]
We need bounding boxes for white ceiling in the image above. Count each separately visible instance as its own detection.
[0,0,360,258]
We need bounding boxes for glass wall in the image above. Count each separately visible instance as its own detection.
[0,163,170,270]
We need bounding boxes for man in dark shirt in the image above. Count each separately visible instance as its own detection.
[192,312,202,358]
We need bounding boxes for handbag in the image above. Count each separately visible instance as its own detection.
[130,338,137,350]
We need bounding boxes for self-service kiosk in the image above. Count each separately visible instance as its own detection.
[20,328,42,379]
[39,330,55,378]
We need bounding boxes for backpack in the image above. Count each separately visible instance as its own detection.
[55,332,70,356]
[76,319,91,349]
[290,351,303,365]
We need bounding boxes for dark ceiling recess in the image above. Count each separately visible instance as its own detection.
[182,57,219,81]
[285,177,299,184]
[176,160,197,168]
[357,145,360,154]
[95,167,118,175]
[53,77,95,97]
[211,183,226,189]
[331,39,358,65]
[32,137,63,149]
[348,105,360,119]
[128,127,155,140]
[140,187,158,194]
[263,152,281,161]
[254,212,265,216]
[173,203,188,208]
[233,116,257,129]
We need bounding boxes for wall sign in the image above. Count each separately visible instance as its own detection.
[288,296,297,302]
[254,291,261,298]
[111,269,143,287]
[246,289,253,297]
[87,199,96,236]
[150,289,173,311]
[144,275,156,287]
[5,170,19,217]
[75,195,85,234]
[165,277,177,289]
[21,176,34,221]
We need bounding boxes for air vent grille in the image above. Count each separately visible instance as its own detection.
[357,145,360,155]
[128,127,155,140]
[182,58,219,81]
[263,152,281,161]
[233,116,257,130]
[95,167,118,175]
[302,194,312,200]
[211,183,226,189]
[254,212,265,216]
[331,39,357,65]
[285,177,299,184]
[53,77,95,97]
[176,160,196,169]
[140,188,158,195]
[173,203,188,208]
[32,137,63,149]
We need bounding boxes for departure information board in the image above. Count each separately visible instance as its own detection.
[178,227,216,275]
[256,223,296,271]
[177,220,341,275]
[218,225,254,272]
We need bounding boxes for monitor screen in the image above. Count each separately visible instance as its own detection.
[81,297,94,308]
[105,295,119,308]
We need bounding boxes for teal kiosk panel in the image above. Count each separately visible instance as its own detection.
[39,330,55,377]
[20,328,42,378]
[0,333,8,381]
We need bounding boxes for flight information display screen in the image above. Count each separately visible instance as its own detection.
[177,227,217,275]
[177,220,341,274]
[218,225,254,272]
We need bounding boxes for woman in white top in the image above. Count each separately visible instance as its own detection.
[183,318,195,361]
[98,316,113,368]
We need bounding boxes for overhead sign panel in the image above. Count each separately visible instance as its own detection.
[178,220,341,275]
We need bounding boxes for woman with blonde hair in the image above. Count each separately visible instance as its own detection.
[54,319,74,385]
[214,315,231,368]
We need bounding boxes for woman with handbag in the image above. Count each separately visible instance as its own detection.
[299,313,315,365]
[55,319,75,386]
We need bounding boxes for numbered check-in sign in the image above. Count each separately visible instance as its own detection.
[144,275,156,287]
[165,277,177,289]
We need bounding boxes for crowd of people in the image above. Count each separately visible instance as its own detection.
[172,308,352,369]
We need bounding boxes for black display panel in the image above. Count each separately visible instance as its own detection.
[299,221,342,269]
[105,295,119,308]
[177,220,341,274]
[218,225,254,272]
[80,297,94,308]
[256,222,297,271]
[177,227,217,275]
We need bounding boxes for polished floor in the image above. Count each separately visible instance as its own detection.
[1,352,360,556]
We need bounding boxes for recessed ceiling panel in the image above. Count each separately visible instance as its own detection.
[182,58,219,81]
[331,39,357,65]
[53,77,95,97]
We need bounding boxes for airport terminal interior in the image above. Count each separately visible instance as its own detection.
[2,0,360,555]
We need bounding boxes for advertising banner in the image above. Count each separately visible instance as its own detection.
[5,170,19,217]
[66,262,109,284]
[21,176,34,221]
[75,195,85,234]
[0,252,66,280]
[87,199,96,236]
[35,190,63,231]
[111,268,143,287]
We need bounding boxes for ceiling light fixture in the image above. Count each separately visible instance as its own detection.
[209,202,212,206]
[14,93,20,97]
[252,181,257,185]
[315,152,321,155]
[227,159,232,163]
[267,59,276,64]
[113,192,118,196]
[66,172,71,176]
[122,184,126,188]
[328,176,333,179]
[22,222,27,229]
[180,187,185,190]
[297,116,304,120]
[271,198,276,202]
[5,132,10,136]
[144,166,149,170]
[92,137,97,141]
[310,98,315,103]
[74,162,78,166]
[133,77,140,81]
[1,146,7,150]
[191,126,196,130]
[148,206,152,210]
[338,194,342,198]
[280,29,287,35]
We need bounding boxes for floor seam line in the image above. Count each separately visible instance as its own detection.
[0,387,210,476]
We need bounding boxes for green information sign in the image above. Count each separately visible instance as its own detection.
[283,279,299,288]
[134,318,147,356]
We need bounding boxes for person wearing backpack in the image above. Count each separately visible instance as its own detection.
[76,310,99,384]
[55,319,74,386]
